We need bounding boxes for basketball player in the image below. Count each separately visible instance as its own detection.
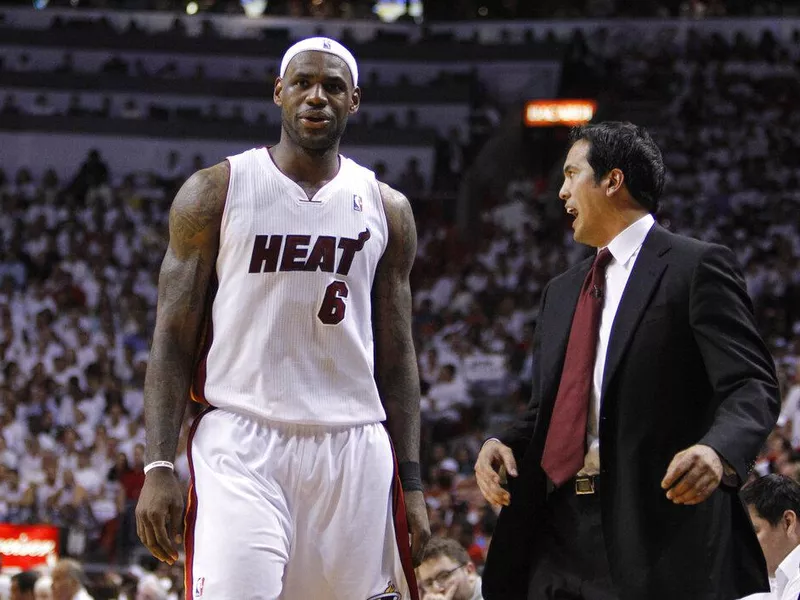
[135,37,430,599]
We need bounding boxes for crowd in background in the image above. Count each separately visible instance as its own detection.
[0,48,468,136]
[1,17,800,600]
[8,0,797,20]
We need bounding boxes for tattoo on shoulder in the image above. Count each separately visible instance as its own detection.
[377,181,417,268]
[170,161,230,243]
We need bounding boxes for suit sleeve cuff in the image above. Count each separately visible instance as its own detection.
[721,463,739,488]
[715,450,741,488]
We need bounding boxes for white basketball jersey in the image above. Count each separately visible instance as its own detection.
[191,147,389,425]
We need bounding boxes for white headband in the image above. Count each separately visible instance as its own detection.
[280,37,359,87]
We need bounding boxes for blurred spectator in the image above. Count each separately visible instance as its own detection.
[120,100,143,120]
[28,95,57,118]
[101,56,128,76]
[10,571,39,600]
[50,560,93,600]
[65,96,88,118]
[1,94,21,115]
[134,574,166,600]
[13,54,32,73]
[33,576,52,600]
[777,369,800,448]
[416,536,483,600]
[423,364,471,427]
[395,157,426,197]
[190,154,205,172]
[66,150,109,201]
[54,53,74,75]
[0,572,9,600]
[741,474,800,599]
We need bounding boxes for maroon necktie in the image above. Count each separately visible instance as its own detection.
[541,248,613,487]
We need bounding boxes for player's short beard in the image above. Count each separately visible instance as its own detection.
[283,111,348,153]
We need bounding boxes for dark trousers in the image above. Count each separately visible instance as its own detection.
[528,478,619,600]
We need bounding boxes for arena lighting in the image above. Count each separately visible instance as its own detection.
[373,0,423,22]
[241,0,267,17]
[186,1,199,14]
[524,99,597,127]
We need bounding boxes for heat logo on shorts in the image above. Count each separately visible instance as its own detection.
[367,581,401,599]
[193,576,205,598]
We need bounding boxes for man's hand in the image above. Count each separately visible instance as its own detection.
[405,490,431,568]
[135,469,184,564]
[661,444,723,505]
[422,582,458,600]
[474,439,518,507]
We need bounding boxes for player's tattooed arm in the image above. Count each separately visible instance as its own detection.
[144,161,229,464]
[373,181,421,464]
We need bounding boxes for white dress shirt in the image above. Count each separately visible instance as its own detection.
[739,543,800,600]
[580,214,655,475]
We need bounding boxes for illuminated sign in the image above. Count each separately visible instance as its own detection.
[524,100,597,127]
[0,524,60,572]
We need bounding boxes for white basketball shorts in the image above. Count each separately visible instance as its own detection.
[183,407,416,600]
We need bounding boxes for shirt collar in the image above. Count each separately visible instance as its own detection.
[603,213,655,267]
[470,576,483,600]
[776,543,800,591]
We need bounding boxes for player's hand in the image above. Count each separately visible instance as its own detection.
[136,468,184,565]
[421,582,458,600]
[405,490,431,568]
[474,439,517,507]
[661,444,723,505]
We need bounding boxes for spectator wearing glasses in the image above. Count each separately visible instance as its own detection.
[416,537,482,600]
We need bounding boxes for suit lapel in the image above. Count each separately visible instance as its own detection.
[601,225,672,400]
[539,258,593,401]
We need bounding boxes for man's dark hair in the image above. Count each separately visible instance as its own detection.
[11,570,40,593]
[741,474,800,527]
[420,536,470,565]
[568,121,666,213]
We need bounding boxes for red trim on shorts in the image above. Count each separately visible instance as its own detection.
[388,441,420,600]
[184,407,214,600]
[190,274,218,405]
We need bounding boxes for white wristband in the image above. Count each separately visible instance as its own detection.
[144,461,175,475]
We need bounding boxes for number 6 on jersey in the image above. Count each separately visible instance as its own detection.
[318,280,349,325]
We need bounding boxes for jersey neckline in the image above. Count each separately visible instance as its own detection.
[258,147,347,206]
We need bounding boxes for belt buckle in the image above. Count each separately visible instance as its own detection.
[575,476,595,495]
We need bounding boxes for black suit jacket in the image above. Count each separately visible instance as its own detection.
[482,225,780,600]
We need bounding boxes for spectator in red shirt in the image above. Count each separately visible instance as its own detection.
[119,444,145,502]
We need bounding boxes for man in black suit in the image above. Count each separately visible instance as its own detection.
[474,122,780,600]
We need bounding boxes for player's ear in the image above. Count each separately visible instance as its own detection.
[349,86,361,115]
[605,168,624,197]
[274,77,284,107]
